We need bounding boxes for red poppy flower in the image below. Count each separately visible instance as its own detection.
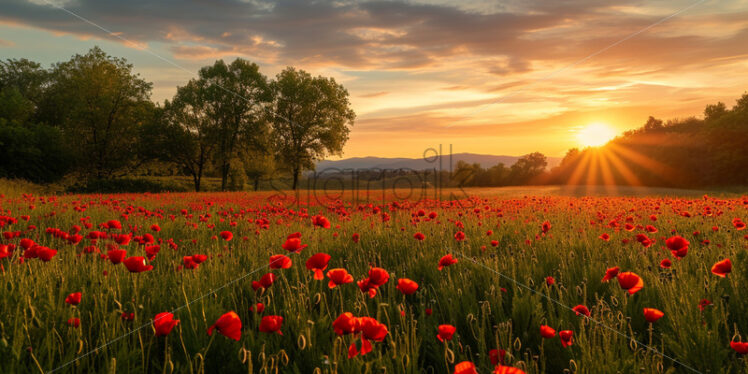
[617,272,644,295]
[359,316,388,341]
[282,237,308,253]
[107,249,127,264]
[183,256,200,270]
[305,253,331,280]
[711,258,732,277]
[259,315,283,335]
[368,267,390,286]
[599,233,610,241]
[333,312,359,335]
[219,231,233,241]
[123,256,153,273]
[540,325,556,339]
[414,232,425,241]
[493,366,526,374]
[269,254,292,269]
[660,259,672,269]
[145,245,160,261]
[312,215,331,229]
[489,348,506,365]
[0,244,10,259]
[396,278,419,295]
[733,219,746,230]
[252,272,276,291]
[666,236,689,258]
[207,311,242,341]
[352,233,360,243]
[20,238,35,250]
[106,220,122,230]
[438,254,458,270]
[348,316,388,357]
[559,330,573,347]
[454,231,466,241]
[698,299,712,311]
[731,341,748,355]
[37,247,57,262]
[453,361,478,374]
[65,292,82,306]
[113,234,131,246]
[250,302,265,313]
[326,268,354,288]
[545,276,555,286]
[121,312,135,321]
[643,308,664,323]
[601,266,620,282]
[67,318,80,328]
[437,324,457,342]
[357,267,390,297]
[150,224,161,232]
[153,312,179,336]
[541,221,551,233]
[572,305,590,317]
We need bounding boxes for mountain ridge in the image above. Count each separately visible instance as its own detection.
[314,152,561,172]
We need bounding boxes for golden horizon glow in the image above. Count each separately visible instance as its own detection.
[576,123,617,148]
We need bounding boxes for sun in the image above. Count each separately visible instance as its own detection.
[576,123,617,147]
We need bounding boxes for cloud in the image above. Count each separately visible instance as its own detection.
[1,0,746,157]
[0,38,14,47]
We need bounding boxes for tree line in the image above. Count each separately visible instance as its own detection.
[0,47,355,191]
[547,93,748,188]
[446,93,748,189]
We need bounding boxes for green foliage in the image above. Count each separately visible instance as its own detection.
[44,47,154,179]
[270,67,356,189]
[66,177,189,193]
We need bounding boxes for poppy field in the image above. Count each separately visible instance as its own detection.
[1,188,747,374]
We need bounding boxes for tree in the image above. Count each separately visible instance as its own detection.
[0,58,49,109]
[488,162,509,185]
[642,116,663,132]
[733,92,748,113]
[46,47,153,179]
[270,67,355,190]
[0,86,72,183]
[560,148,580,167]
[198,59,271,191]
[509,152,547,184]
[153,80,217,192]
[704,102,727,121]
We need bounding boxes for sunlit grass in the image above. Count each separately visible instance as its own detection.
[0,188,746,373]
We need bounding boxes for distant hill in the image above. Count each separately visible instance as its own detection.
[314,153,561,172]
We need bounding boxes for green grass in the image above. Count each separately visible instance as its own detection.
[0,188,746,373]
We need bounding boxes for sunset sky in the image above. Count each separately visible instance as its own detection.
[1,0,747,159]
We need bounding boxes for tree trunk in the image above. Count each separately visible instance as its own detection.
[254,176,260,191]
[292,167,300,190]
[221,161,229,191]
[193,174,200,192]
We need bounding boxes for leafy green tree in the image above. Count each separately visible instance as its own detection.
[269,67,355,190]
[0,86,71,183]
[198,59,271,191]
[152,80,217,192]
[45,47,153,179]
[509,152,547,184]
[704,102,727,121]
[0,58,49,108]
